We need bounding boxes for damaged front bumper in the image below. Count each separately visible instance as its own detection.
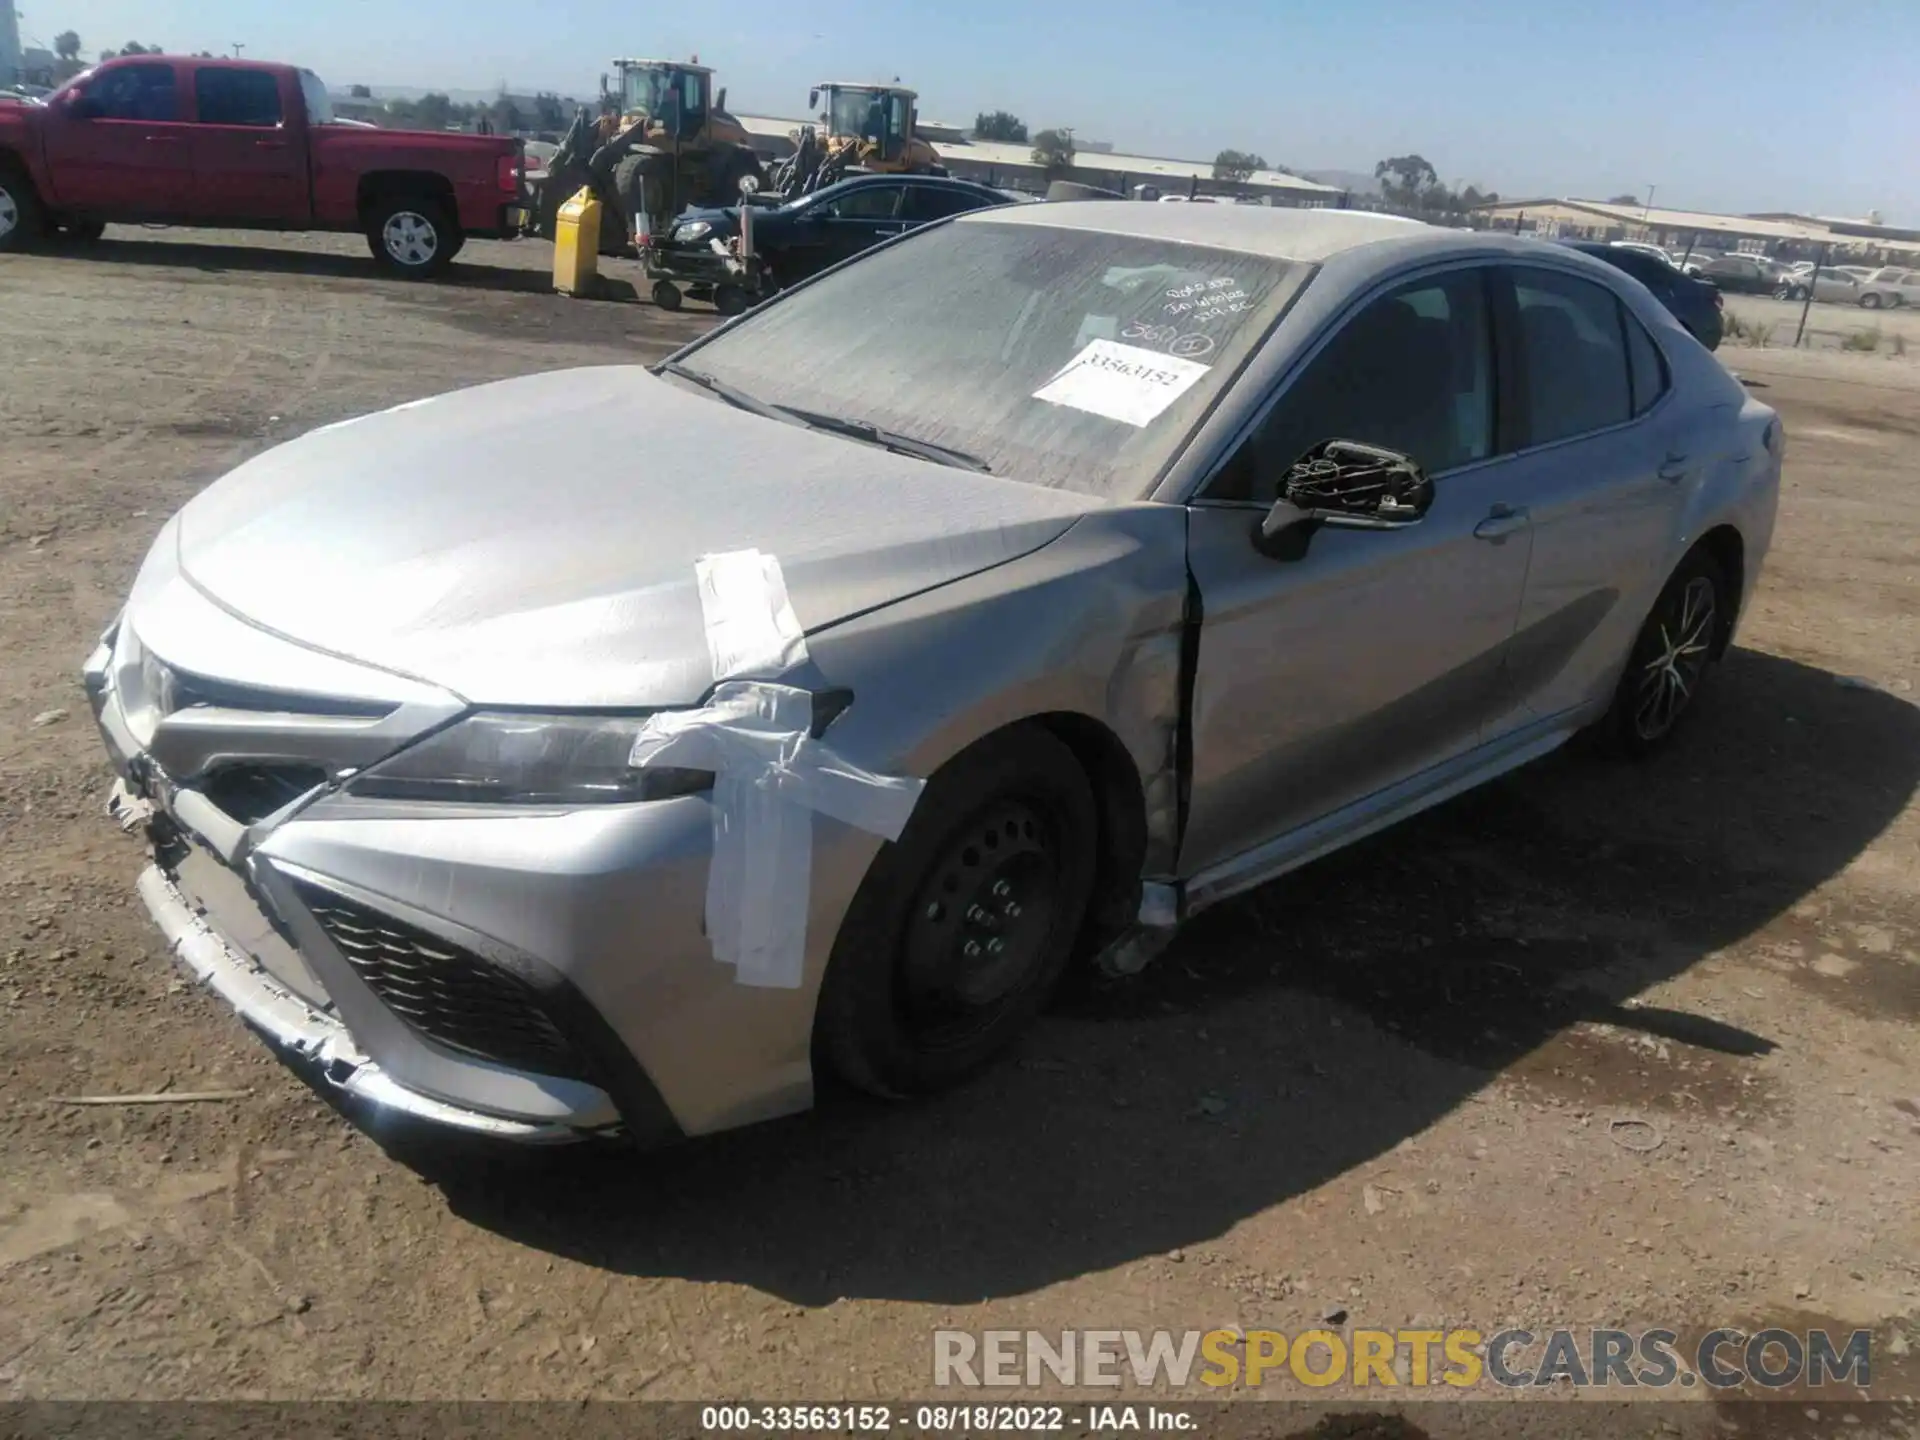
[126,820,593,1143]
[112,780,622,1144]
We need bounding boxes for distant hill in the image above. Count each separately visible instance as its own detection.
[1300,168,1383,197]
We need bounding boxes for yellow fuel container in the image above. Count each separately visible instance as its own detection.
[553,186,602,297]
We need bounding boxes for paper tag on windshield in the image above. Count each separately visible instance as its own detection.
[1032,339,1209,427]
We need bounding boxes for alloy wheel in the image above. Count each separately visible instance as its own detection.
[900,799,1059,1049]
[0,185,18,242]
[382,211,439,268]
[1633,576,1717,742]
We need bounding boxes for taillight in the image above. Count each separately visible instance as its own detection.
[1764,419,1784,459]
[1713,289,1724,309]
[497,155,521,193]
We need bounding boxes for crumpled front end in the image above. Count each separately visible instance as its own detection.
[81,555,854,1146]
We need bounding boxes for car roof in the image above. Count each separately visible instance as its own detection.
[952,200,1438,262]
[814,172,998,198]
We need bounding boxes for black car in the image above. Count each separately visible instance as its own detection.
[1686,252,1779,295]
[1563,242,1723,350]
[650,173,1016,311]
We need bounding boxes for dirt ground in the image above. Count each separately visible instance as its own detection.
[1,231,1917,1431]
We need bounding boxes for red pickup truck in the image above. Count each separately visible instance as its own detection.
[0,56,526,277]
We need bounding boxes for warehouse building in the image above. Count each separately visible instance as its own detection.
[1470,198,1920,262]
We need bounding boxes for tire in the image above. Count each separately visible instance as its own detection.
[815,725,1098,1098]
[1860,293,1882,309]
[1595,548,1729,759]
[651,278,682,310]
[366,195,457,278]
[55,219,106,244]
[712,284,749,317]
[612,147,667,238]
[0,166,46,252]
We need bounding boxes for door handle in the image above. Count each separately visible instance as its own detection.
[254,139,288,150]
[1658,451,1690,483]
[1473,504,1530,541]
[142,134,179,143]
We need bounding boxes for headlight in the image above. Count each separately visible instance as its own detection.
[673,220,712,243]
[348,713,711,806]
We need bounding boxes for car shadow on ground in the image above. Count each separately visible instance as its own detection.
[57,236,618,297]
[386,648,1920,1305]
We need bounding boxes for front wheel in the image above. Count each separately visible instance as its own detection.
[0,168,45,252]
[367,197,457,279]
[651,278,683,310]
[1596,549,1728,758]
[815,725,1098,1098]
[1860,293,1883,309]
[712,284,749,317]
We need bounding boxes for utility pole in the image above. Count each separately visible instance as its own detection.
[230,42,244,59]
[1642,184,1656,222]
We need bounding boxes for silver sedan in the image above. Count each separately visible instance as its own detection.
[86,204,1782,1146]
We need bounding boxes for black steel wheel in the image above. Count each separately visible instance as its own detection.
[816,725,1097,1098]
[651,279,683,311]
[1598,548,1728,758]
[712,284,749,317]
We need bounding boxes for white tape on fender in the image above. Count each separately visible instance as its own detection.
[628,550,926,989]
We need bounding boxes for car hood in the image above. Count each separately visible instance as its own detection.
[170,366,1103,708]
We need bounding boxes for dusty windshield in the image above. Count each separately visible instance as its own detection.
[684,220,1308,499]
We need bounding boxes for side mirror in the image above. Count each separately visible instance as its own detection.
[715,86,727,112]
[1257,439,1433,555]
[808,87,820,110]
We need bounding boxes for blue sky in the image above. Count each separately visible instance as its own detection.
[23,0,1917,222]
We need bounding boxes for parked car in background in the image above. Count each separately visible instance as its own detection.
[1610,240,1673,265]
[1859,267,1920,308]
[1835,265,1876,282]
[89,206,1780,1146]
[1777,268,1864,304]
[1567,240,1723,349]
[0,54,525,275]
[1690,253,1777,294]
[1671,251,1723,276]
[657,172,1012,296]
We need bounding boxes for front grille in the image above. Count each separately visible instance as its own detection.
[293,882,590,1083]
[202,763,330,824]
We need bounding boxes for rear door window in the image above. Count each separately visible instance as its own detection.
[903,185,988,222]
[820,185,903,220]
[193,68,284,127]
[1510,267,1634,446]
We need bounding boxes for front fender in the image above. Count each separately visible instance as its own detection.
[803,504,1191,873]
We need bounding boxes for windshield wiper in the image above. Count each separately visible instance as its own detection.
[776,407,993,473]
[654,361,794,424]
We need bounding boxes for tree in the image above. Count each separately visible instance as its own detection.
[533,92,566,131]
[349,83,373,99]
[415,92,453,131]
[54,30,82,61]
[973,109,1027,143]
[1373,154,1439,208]
[490,98,523,134]
[1031,127,1074,174]
[1459,184,1500,208]
[1607,192,1642,205]
[1213,148,1268,184]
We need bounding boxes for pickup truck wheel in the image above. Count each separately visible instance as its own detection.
[55,220,106,244]
[0,169,45,252]
[815,725,1097,1099]
[367,198,456,278]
